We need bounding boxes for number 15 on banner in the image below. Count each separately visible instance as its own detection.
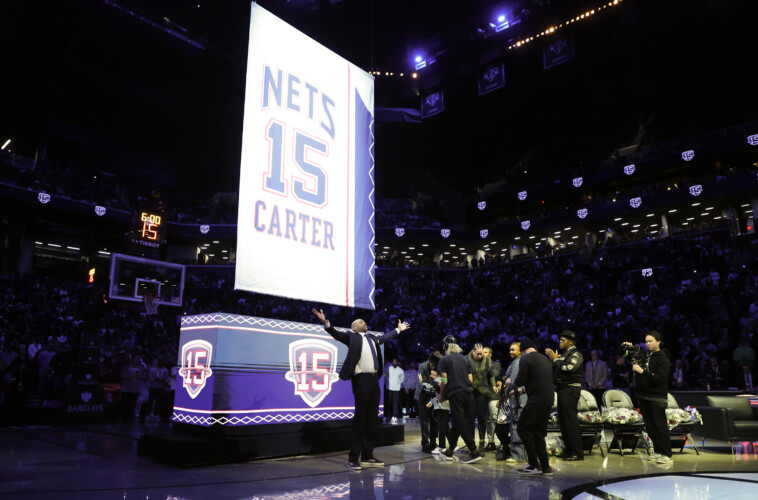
[263,120,329,208]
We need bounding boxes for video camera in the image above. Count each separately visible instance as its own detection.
[618,343,649,366]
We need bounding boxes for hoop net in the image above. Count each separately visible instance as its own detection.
[143,293,160,315]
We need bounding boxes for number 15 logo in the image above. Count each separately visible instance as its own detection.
[264,120,329,208]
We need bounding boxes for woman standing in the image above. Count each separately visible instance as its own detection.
[623,330,673,464]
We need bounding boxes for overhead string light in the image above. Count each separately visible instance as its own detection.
[508,0,625,50]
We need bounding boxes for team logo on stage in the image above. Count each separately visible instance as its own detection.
[441,229,451,238]
[395,227,405,237]
[572,177,583,188]
[285,339,340,408]
[630,197,642,208]
[518,191,527,201]
[478,201,486,210]
[199,224,210,234]
[480,229,488,238]
[521,220,531,230]
[38,192,51,204]
[94,205,106,216]
[577,209,588,219]
[681,150,695,161]
[624,164,636,175]
[179,339,214,399]
[748,134,758,146]
[689,185,703,196]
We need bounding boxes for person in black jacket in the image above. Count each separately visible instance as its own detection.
[312,308,410,471]
[623,330,672,464]
[545,330,584,461]
[513,337,554,475]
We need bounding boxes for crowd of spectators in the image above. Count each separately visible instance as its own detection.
[1,227,757,421]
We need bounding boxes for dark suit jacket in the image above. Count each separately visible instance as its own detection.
[325,324,399,381]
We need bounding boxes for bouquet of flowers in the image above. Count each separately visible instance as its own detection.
[665,406,702,429]
[639,430,653,450]
[602,407,644,424]
[548,411,559,426]
[684,405,703,424]
[577,411,605,424]
[545,436,565,456]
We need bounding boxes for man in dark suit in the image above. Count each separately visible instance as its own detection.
[312,308,410,471]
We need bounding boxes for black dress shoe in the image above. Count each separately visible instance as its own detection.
[562,454,584,461]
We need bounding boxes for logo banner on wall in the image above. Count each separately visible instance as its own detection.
[235,4,375,309]
[543,37,575,70]
[478,63,506,96]
[421,90,444,118]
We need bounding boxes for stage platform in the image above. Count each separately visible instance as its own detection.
[1,419,757,499]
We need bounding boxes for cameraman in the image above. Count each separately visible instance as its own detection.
[622,330,673,464]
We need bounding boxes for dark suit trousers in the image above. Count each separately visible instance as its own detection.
[517,402,551,470]
[557,385,583,457]
[638,397,672,458]
[350,373,380,462]
[448,391,477,452]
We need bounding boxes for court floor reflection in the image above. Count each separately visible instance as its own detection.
[1,422,757,499]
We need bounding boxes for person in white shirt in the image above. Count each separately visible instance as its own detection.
[387,359,405,424]
[585,350,608,405]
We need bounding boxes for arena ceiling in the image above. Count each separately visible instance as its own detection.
[2,0,757,202]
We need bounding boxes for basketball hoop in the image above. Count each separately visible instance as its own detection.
[143,292,160,316]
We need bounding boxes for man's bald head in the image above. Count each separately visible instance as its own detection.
[351,319,368,333]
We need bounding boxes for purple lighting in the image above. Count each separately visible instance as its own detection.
[480,229,489,238]
[682,150,695,161]
[395,228,405,237]
[624,164,636,175]
[642,268,653,277]
[577,209,588,219]
[518,191,527,201]
[414,55,422,63]
[38,192,51,204]
[497,14,506,23]
[441,229,450,238]
[95,205,106,216]
[200,224,210,234]
[521,220,531,230]
[573,177,583,188]
[630,197,642,208]
[478,201,486,210]
[748,134,758,146]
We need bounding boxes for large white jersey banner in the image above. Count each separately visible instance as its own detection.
[236,4,375,309]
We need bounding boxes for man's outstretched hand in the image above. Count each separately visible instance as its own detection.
[312,308,327,325]
[397,320,410,332]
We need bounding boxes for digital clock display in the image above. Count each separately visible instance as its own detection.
[140,212,162,240]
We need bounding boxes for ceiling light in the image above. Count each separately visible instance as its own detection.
[687,217,694,221]
[668,209,677,213]
[691,203,700,207]
[621,222,629,226]
[564,227,571,231]
[646,213,655,217]
[650,224,658,227]
[705,207,714,211]
[614,217,622,221]
[422,243,429,247]
[633,224,640,228]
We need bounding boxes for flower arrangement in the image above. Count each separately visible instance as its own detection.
[602,407,644,424]
[545,436,565,456]
[665,407,702,429]
[548,411,559,426]
[577,411,604,424]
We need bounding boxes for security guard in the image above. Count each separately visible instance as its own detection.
[545,330,584,461]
